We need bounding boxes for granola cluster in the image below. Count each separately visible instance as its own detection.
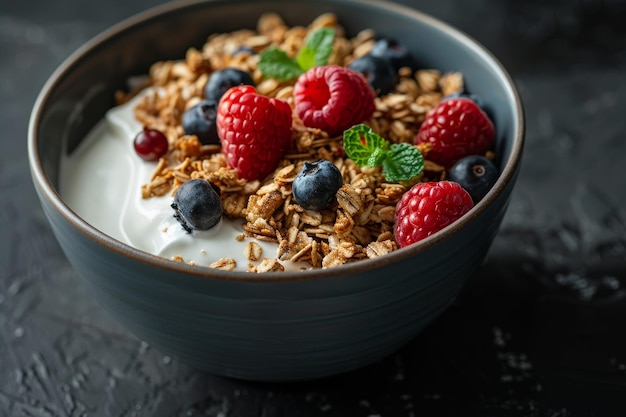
[116,12,466,272]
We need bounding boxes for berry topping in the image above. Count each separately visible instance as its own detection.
[348,55,396,96]
[216,85,293,181]
[370,38,415,71]
[181,99,219,145]
[292,160,344,211]
[171,179,223,233]
[415,97,495,167]
[204,68,255,102]
[448,155,499,203]
[133,128,168,161]
[394,181,474,248]
[293,65,376,136]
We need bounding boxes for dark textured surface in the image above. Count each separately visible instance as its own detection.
[2,0,626,416]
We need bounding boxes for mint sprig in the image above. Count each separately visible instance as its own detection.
[343,124,389,166]
[258,27,335,81]
[257,48,304,81]
[296,27,335,69]
[382,143,424,183]
[343,124,424,183]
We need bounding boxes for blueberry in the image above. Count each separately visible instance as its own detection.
[448,155,499,203]
[231,45,256,56]
[182,99,219,145]
[204,67,255,102]
[442,90,486,111]
[292,160,343,211]
[370,38,415,71]
[171,179,223,232]
[348,55,396,96]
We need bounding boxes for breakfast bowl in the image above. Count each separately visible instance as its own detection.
[28,0,524,381]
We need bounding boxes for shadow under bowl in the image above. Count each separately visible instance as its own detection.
[28,0,524,381]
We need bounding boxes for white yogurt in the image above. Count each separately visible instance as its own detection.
[60,94,301,271]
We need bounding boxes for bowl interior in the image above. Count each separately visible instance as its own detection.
[29,0,523,279]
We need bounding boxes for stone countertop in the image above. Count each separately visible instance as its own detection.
[2,0,625,416]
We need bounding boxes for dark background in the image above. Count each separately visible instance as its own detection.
[2,0,626,416]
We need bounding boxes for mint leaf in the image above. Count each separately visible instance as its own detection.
[259,28,335,81]
[296,27,335,71]
[344,124,424,183]
[383,143,424,182]
[343,124,389,167]
[258,47,304,80]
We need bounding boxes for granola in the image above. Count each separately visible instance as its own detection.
[117,12,466,272]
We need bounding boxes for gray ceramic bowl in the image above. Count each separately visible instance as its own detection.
[28,0,524,381]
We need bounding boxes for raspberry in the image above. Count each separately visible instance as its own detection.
[415,98,495,167]
[293,65,375,136]
[394,181,474,248]
[217,85,293,181]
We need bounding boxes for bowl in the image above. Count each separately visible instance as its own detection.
[28,0,524,381]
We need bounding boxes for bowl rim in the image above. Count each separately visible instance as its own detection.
[28,0,525,283]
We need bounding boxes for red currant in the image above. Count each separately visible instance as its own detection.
[133,128,168,161]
